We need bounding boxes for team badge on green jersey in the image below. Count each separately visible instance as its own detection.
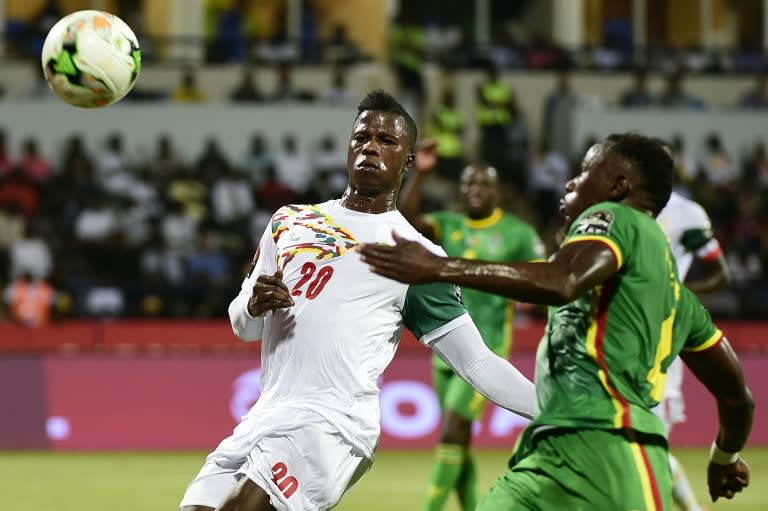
[574,210,615,236]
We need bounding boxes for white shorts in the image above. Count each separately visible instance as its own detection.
[179,410,372,511]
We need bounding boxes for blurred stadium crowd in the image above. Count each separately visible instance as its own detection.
[1,0,767,324]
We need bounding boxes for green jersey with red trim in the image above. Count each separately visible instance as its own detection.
[529,202,721,439]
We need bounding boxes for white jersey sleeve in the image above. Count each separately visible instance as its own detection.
[228,226,278,342]
[430,321,536,419]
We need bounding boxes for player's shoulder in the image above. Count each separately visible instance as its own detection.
[391,218,448,257]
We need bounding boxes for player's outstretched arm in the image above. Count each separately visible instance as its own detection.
[229,270,294,341]
[429,321,536,419]
[680,339,754,502]
[360,233,617,306]
[685,251,731,295]
[398,139,439,239]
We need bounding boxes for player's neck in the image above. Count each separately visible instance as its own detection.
[339,188,398,214]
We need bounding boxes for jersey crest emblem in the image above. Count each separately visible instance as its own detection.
[573,210,614,236]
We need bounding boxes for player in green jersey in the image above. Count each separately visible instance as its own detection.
[359,133,754,509]
[399,140,544,511]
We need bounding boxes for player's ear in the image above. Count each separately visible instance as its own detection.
[404,152,415,171]
[609,174,630,201]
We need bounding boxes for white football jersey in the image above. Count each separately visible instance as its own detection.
[655,191,722,422]
[231,200,470,458]
[656,191,722,280]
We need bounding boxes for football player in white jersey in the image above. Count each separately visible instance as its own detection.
[655,189,731,511]
[179,90,536,511]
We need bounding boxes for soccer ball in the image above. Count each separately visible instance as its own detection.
[41,10,141,108]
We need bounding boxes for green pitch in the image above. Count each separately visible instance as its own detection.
[1,448,765,510]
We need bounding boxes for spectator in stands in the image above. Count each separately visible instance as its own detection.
[241,134,274,186]
[618,68,654,107]
[8,219,52,281]
[210,166,255,227]
[476,61,516,171]
[270,63,314,102]
[274,133,312,196]
[59,135,93,177]
[389,11,426,116]
[699,133,736,190]
[160,198,199,257]
[429,84,465,181]
[166,164,209,222]
[96,132,131,185]
[172,69,208,104]
[84,275,126,318]
[541,70,579,160]
[310,135,347,198]
[144,135,184,185]
[738,72,768,109]
[73,192,122,280]
[229,67,265,103]
[527,139,569,232]
[0,204,25,279]
[0,129,12,176]
[670,134,697,187]
[323,23,363,66]
[206,0,250,63]
[3,271,55,327]
[195,137,231,185]
[186,230,233,316]
[255,164,295,212]
[741,141,768,190]
[18,138,51,185]
[0,167,40,219]
[324,66,356,106]
[658,69,705,109]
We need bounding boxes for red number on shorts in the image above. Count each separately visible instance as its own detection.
[290,262,334,300]
[271,461,299,498]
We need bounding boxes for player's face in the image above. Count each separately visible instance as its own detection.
[460,166,498,218]
[560,143,616,226]
[347,111,415,196]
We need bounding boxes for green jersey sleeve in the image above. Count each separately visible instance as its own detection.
[677,285,723,352]
[561,202,628,271]
[402,282,469,343]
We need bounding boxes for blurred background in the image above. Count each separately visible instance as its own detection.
[0,1,767,509]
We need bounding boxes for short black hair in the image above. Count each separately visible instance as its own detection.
[356,89,417,150]
[605,133,674,216]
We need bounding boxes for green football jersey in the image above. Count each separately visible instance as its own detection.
[427,208,544,362]
[530,202,722,439]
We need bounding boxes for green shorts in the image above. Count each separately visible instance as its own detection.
[477,428,672,511]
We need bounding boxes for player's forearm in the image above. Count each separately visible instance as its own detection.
[685,259,732,295]
[398,171,427,222]
[715,389,754,453]
[435,258,576,306]
[228,292,264,342]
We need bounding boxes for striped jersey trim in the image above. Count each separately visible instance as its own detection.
[563,235,623,270]
[584,278,631,429]
[627,430,664,510]
[683,329,724,352]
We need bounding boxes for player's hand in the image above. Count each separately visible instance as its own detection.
[247,270,294,317]
[414,139,439,173]
[707,458,750,502]
[358,231,442,284]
